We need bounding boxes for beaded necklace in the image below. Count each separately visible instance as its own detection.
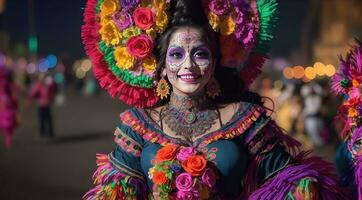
[162,92,218,142]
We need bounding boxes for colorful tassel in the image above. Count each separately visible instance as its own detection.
[83,153,149,200]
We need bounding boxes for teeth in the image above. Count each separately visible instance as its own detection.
[180,75,198,79]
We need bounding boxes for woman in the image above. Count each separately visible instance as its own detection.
[332,40,362,199]
[82,0,349,199]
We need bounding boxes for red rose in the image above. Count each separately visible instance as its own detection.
[182,155,207,176]
[133,7,155,30]
[126,34,154,59]
[155,144,178,162]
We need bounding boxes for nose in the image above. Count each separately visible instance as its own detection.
[183,55,197,69]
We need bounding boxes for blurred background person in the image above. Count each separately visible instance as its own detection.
[0,64,19,148]
[275,83,313,150]
[301,82,325,147]
[28,73,57,138]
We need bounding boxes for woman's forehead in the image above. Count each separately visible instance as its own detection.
[168,27,206,46]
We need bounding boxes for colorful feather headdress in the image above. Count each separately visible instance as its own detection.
[331,40,362,141]
[331,40,362,199]
[82,0,278,108]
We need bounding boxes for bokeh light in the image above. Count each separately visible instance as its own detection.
[304,66,316,80]
[39,59,50,72]
[76,67,86,79]
[47,54,57,68]
[313,62,325,76]
[283,67,294,79]
[27,63,37,74]
[273,80,283,90]
[292,66,305,79]
[325,64,336,77]
[81,59,92,72]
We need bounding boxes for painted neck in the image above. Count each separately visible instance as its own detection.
[168,91,209,111]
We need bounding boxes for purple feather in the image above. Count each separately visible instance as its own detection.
[248,152,351,199]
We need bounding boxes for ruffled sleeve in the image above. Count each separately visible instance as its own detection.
[83,112,149,200]
[243,116,351,199]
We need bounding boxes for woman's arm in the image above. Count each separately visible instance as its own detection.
[83,118,149,200]
[245,119,350,200]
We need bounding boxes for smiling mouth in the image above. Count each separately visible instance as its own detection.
[177,73,201,83]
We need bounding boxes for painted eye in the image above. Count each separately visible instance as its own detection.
[194,50,210,59]
[169,52,184,59]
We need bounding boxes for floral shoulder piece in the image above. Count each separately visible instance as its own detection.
[148,145,219,200]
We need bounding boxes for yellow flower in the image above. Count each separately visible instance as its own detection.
[208,12,220,32]
[220,15,235,36]
[100,15,112,27]
[100,0,119,17]
[146,28,157,39]
[152,0,167,10]
[348,107,358,118]
[142,55,157,73]
[100,21,122,46]
[123,26,141,39]
[155,10,169,32]
[114,46,136,69]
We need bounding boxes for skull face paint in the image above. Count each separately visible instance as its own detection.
[165,27,214,96]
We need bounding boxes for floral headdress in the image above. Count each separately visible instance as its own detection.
[331,40,362,140]
[331,40,362,198]
[82,0,278,108]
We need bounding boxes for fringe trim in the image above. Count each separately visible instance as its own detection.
[248,152,351,200]
[81,0,159,108]
[83,154,149,200]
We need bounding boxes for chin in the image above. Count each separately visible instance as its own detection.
[173,83,205,96]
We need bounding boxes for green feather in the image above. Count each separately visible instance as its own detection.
[255,0,278,54]
[96,0,104,13]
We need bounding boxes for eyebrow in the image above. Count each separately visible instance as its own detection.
[168,44,210,50]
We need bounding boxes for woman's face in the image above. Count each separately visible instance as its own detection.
[164,27,214,97]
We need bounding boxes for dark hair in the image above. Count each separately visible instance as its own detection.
[154,0,262,106]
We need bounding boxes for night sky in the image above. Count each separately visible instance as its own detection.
[1,0,309,59]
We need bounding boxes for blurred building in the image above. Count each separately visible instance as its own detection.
[297,0,362,66]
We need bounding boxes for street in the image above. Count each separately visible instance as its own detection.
[0,90,128,200]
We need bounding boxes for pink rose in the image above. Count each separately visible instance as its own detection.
[201,168,216,188]
[133,7,155,30]
[209,0,230,16]
[126,34,154,59]
[176,190,199,200]
[349,87,361,99]
[113,10,133,31]
[175,173,194,191]
[177,147,196,162]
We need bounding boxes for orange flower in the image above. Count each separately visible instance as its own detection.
[348,107,358,118]
[155,144,177,162]
[152,171,168,185]
[182,155,207,176]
